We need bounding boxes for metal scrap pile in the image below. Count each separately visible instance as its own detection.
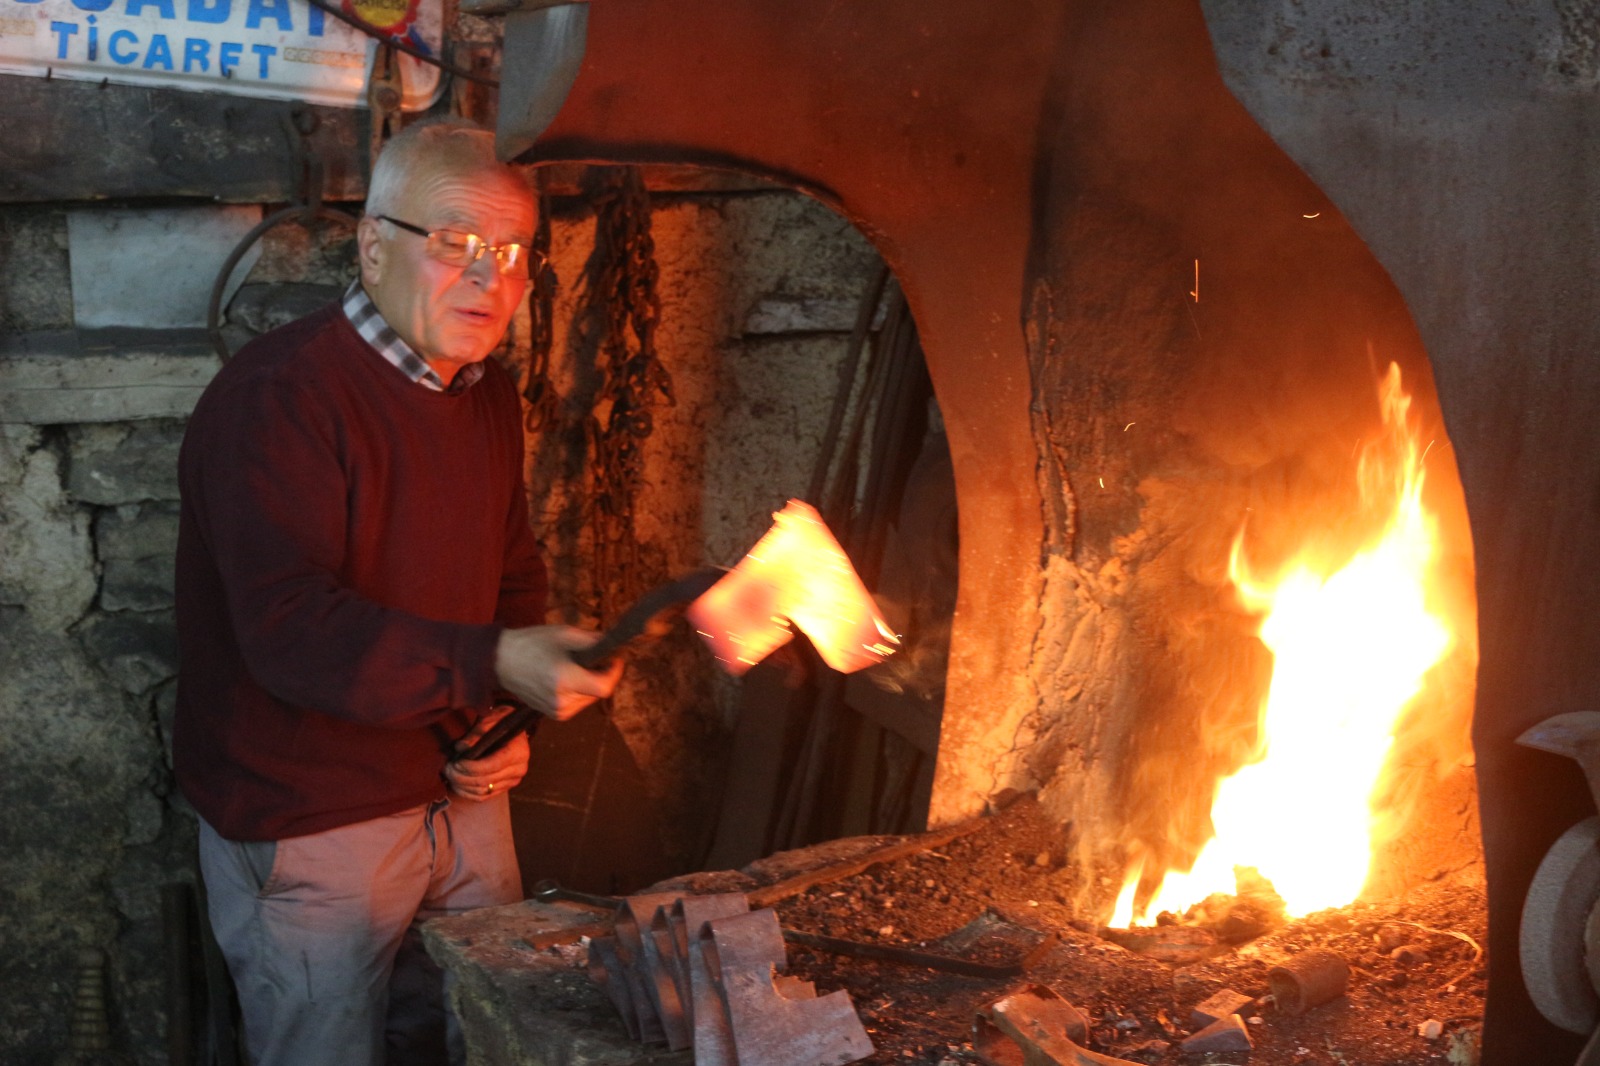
[588,891,875,1066]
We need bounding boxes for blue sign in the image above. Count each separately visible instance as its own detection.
[0,0,442,108]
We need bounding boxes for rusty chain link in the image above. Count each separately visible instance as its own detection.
[520,168,561,434]
[584,167,674,618]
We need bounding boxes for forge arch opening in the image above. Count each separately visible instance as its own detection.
[503,163,958,888]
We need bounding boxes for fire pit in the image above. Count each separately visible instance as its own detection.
[424,796,1485,1066]
[424,353,1484,1066]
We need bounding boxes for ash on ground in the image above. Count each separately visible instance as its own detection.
[768,797,1485,1066]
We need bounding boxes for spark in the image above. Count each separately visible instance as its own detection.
[1124,422,1136,432]
[1303,212,1321,219]
[1098,477,1105,488]
[1190,259,1200,302]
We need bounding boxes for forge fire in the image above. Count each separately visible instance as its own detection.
[1112,363,1466,930]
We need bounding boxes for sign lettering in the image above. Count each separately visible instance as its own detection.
[0,0,440,108]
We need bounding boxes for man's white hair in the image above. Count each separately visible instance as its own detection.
[365,120,513,219]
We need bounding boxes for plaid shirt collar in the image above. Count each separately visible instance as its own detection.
[341,280,485,394]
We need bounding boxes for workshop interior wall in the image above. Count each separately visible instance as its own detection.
[0,165,874,1062]
[514,172,883,877]
[0,416,188,1063]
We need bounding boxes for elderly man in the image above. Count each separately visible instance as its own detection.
[172,120,617,1065]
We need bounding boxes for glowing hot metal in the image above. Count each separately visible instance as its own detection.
[688,499,899,675]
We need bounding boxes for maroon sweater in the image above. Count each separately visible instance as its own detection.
[173,305,547,841]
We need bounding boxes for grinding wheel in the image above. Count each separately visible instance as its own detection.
[1588,895,1600,1003]
[1521,815,1600,1034]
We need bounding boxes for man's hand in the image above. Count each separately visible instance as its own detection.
[493,625,622,721]
[446,704,531,800]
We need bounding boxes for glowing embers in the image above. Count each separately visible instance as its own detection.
[688,499,900,676]
[1111,363,1456,928]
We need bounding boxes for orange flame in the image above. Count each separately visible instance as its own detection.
[1111,363,1454,926]
[688,499,900,675]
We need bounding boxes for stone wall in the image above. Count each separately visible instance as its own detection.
[0,411,196,1062]
[2,192,216,1060]
[0,174,879,1062]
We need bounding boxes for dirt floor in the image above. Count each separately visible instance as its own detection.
[744,796,1486,1066]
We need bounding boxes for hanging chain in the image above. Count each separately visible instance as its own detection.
[585,167,674,619]
[521,169,561,434]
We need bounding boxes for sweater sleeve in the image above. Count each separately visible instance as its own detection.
[183,371,499,729]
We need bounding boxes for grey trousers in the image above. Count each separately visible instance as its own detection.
[198,796,521,1066]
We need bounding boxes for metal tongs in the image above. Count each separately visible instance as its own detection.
[458,567,724,761]
[459,499,899,761]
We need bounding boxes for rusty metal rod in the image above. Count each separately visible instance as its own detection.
[523,815,995,953]
[745,817,986,909]
[531,879,624,910]
[532,885,1029,979]
[778,927,1023,979]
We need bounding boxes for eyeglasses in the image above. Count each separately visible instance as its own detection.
[376,215,541,278]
